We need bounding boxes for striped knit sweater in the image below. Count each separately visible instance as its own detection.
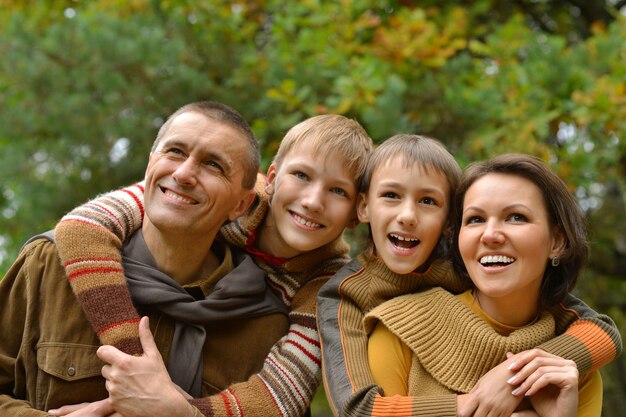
[53,174,351,417]
[317,255,622,417]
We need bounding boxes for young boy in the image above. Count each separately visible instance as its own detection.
[51,114,373,417]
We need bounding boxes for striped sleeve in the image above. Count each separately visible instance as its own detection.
[54,182,145,355]
[539,293,622,373]
[191,277,327,417]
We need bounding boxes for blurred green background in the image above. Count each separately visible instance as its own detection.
[0,1,624,415]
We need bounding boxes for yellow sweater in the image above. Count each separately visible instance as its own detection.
[367,289,602,416]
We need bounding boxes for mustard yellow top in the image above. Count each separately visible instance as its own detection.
[368,290,603,416]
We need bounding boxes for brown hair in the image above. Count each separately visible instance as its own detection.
[152,101,259,189]
[360,134,462,262]
[452,153,589,310]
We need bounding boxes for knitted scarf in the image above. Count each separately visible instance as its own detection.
[365,287,555,393]
[121,230,287,396]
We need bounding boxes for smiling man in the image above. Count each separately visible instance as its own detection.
[0,101,289,417]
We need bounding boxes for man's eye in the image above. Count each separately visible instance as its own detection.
[167,148,185,156]
[204,160,224,172]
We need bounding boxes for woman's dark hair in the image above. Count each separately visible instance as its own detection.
[452,153,589,310]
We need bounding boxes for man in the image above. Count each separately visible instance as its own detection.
[0,101,289,417]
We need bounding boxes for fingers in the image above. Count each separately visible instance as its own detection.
[48,399,114,416]
[508,353,578,397]
[97,344,128,366]
[506,348,546,372]
[48,403,91,415]
[138,316,159,358]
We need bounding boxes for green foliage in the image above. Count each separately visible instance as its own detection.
[1,1,625,415]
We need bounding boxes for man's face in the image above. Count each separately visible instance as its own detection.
[143,111,254,241]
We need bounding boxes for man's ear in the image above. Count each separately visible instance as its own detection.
[356,193,370,224]
[265,164,277,196]
[228,189,256,222]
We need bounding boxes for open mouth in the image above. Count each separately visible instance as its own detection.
[291,211,322,229]
[389,233,420,250]
[479,255,515,268]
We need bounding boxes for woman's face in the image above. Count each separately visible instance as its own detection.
[458,173,562,324]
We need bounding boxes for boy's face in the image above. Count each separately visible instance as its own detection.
[261,140,358,258]
[357,155,450,274]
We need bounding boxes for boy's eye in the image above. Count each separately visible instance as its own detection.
[331,187,347,197]
[420,197,437,206]
[382,191,399,199]
[294,171,309,181]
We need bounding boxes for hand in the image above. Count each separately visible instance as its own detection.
[457,354,524,417]
[97,316,194,417]
[48,399,117,416]
[511,351,578,417]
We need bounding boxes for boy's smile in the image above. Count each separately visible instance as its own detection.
[358,155,450,274]
[257,141,358,259]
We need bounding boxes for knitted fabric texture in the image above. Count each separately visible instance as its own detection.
[55,183,145,355]
[317,255,622,417]
[364,288,555,394]
[54,174,351,417]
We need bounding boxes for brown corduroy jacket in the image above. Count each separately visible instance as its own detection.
[0,238,288,416]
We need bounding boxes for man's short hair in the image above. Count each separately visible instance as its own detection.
[152,101,260,189]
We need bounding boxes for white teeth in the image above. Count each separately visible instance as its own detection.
[390,233,418,242]
[165,190,195,204]
[480,255,515,265]
[293,213,321,228]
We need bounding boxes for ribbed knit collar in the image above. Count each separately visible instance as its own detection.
[350,254,467,313]
[365,287,555,393]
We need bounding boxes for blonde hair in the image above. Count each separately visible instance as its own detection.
[273,114,373,188]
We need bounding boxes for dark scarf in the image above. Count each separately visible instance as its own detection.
[121,230,287,396]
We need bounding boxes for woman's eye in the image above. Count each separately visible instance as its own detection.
[508,213,528,222]
[465,216,484,225]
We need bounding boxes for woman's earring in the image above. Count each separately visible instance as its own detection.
[551,256,560,267]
